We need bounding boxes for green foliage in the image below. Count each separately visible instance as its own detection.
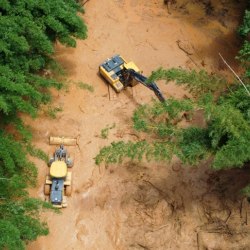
[46,106,63,119]
[147,68,226,97]
[95,141,173,165]
[0,0,87,120]
[0,132,53,249]
[0,65,41,118]
[0,199,50,250]
[0,132,36,187]
[242,185,250,196]
[218,78,250,123]
[0,0,87,248]
[133,98,193,137]
[77,81,94,92]
[100,123,116,139]
[238,9,250,78]
[237,40,250,63]
[176,127,211,165]
[96,68,250,171]
[238,10,250,37]
[204,89,250,168]
[26,144,49,162]
[0,220,25,250]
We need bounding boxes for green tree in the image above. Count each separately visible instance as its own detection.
[0,0,87,121]
[238,7,250,78]
[95,68,250,170]
[0,0,87,248]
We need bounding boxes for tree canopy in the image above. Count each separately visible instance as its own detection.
[95,68,250,170]
[0,1,87,249]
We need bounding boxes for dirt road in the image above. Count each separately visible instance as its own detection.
[28,1,250,249]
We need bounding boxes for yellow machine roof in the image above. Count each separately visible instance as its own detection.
[50,161,67,178]
[124,62,140,72]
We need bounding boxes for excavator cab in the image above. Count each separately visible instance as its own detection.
[99,55,165,102]
[99,55,126,92]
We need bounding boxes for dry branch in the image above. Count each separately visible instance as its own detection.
[219,53,250,96]
[176,40,201,69]
[82,0,90,6]
[176,40,193,55]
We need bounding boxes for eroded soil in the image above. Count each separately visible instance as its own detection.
[28,1,250,249]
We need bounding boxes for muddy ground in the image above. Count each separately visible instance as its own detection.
[28,1,250,249]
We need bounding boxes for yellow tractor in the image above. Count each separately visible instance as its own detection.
[44,137,76,208]
[99,55,165,102]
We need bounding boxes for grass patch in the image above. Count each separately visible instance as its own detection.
[77,81,94,92]
[46,106,63,119]
[100,123,116,139]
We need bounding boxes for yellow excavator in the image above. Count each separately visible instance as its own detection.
[99,55,165,102]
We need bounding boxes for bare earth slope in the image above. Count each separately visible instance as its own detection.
[28,1,250,249]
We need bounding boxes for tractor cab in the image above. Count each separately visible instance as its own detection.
[49,161,67,206]
[44,138,75,208]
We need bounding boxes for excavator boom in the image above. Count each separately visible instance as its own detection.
[124,69,165,102]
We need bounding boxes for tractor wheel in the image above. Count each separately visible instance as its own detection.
[65,185,72,196]
[66,158,74,168]
[44,184,51,195]
[48,157,54,167]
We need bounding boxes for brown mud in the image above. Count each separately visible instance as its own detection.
[28,1,250,249]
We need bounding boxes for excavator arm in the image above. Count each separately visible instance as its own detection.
[122,69,166,103]
[99,55,166,102]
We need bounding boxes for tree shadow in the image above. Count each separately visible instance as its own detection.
[170,0,246,74]
[194,31,243,73]
[53,43,78,76]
